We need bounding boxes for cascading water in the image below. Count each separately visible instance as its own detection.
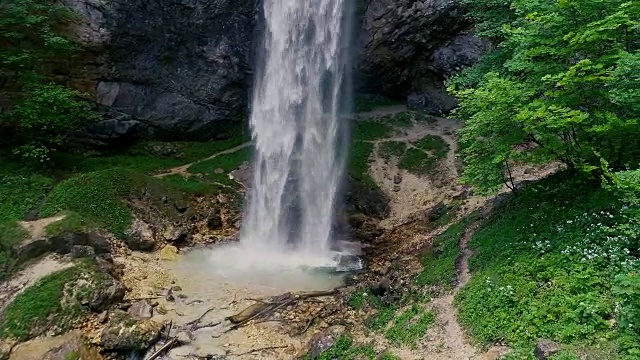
[203,0,356,280]
[240,0,352,262]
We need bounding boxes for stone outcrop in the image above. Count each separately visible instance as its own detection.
[356,0,491,114]
[62,0,487,140]
[63,0,256,142]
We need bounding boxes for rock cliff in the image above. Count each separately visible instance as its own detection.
[65,0,256,142]
[65,0,487,141]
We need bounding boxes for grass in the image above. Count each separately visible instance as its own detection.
[415,217,471,291]
[379,141,407,160]
[385,304,436,348]
[413,135,450,159]
[398,148,438,175]
[303,334,377,360]
[44,211,95,237]
[378,112,414,128]
[352,121,392,141]
[40,168,188,238]
[0,265,84,341]
[65,133,250,174]
[187,147,252,184]
[349,141,377,188]
[397,135,450,176]
[452,172,639,357]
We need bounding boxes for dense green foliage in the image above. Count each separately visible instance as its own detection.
[0,265,83,341]
[454,172,639,358]
[450,0,640,194]
[0,0,98,162]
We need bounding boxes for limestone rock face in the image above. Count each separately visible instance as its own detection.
[63,0,256,142]
[356,0,491,114]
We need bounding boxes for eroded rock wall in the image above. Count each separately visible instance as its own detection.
[356,0,491,114]
[65,0,256,142]
[65,0,488,141]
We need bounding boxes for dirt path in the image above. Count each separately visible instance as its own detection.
[155,142,252,178]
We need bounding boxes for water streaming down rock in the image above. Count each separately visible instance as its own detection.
[240,0,353,265]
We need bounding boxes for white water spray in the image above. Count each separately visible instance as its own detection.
[239,0,351,263]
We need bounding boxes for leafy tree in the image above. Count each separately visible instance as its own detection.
[2,84,97,163]
[449,0,640,194]
[0,0,97,163]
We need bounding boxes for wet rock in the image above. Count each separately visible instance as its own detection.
[335,255,362,272]
[230,162,252,188]
[159,245,179,261]
[346,177,390,218]
[128,300,153,319]
[207,211,223,230]
[348,214,383,243]
[427,202,448,222]
[369,277,390,297]
[65,273,126,312]
[100,311,164,351]
[306,327,343,359]
[534,339,561,360]
[174,202,189,214]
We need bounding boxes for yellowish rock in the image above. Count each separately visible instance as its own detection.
[158,245,179,261]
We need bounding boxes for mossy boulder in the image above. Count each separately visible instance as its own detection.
[0,260,124,342]
[99,311,164,351]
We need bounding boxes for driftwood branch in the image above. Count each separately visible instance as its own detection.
[145,338,179,360]
[220,289,338,334]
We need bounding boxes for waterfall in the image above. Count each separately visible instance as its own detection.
[240,0,352,261]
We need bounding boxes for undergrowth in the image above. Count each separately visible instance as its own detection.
[0,264,84,341]
[454,171,640,358]
[40,168,188,238]
[416,215,475,292]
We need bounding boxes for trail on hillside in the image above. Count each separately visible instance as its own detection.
[155,142,252,178]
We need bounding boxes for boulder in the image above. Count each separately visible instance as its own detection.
[64,273,126,312]
[159,245,179,261]
[15,231,111,264]
[306,327,343,359]
[100,311,164,351]
[127,300,153,319]
[125,219,158,251]
[534,339,561,360]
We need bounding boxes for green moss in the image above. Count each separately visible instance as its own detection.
[398,148,438,175]
[40,168,188,238]
[352,121,392,141]
[379,141,407,160]
[188,147,252,179]
[0,172,54,223]
[416,219,468,290]
[0,266,84,341]
[413,135,450,159]
[44,212,95,237]
[64,352,80,360]
[349,142,377,188]
[378,112,414,128]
